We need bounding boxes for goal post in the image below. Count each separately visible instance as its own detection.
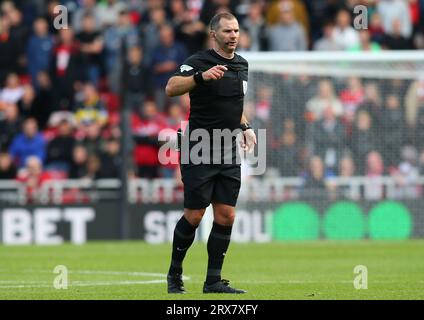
[243,50,424,79]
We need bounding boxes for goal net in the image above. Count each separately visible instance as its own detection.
[242,51,424,186]
[235,51,424,240]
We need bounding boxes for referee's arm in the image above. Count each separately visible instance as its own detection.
[165,65,227,97]
[165,76,197,97]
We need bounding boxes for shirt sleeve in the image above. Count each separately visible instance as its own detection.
[173,54,201,77]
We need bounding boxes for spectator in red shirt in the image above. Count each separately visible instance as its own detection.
[409,0,421,31]
[160,103,185,178]
[340,77,365,125]
[132,100,165,178]
[51,27,82,111]
[17,156,52,203]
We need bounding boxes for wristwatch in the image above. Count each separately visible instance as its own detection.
[240,122,252,131]
[193,71,204,84]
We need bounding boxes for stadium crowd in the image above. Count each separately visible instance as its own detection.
[251,74,424,199]
[1,0,424,199]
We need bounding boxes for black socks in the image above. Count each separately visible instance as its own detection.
[168,217,233,285]
[168,216,197,276]
[205,222,233,285]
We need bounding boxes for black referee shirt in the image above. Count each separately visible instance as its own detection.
[173,49,249,133]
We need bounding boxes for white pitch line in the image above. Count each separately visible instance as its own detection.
[0,269,190,289]
[24,269,190,281]
[72,270,168,278]
[0,280,167,289]
[0,284,52,289]
[25,269,190,280]
[71,280,167,287]
[0,280,47,284]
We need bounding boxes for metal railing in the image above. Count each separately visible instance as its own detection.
[1,176,423,205]
[0,179,121,205]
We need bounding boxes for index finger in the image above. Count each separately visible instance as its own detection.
[215,65,228,71]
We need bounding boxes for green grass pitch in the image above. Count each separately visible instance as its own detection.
[0,240,423,300]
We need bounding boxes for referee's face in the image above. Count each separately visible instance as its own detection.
[213,18,239,54]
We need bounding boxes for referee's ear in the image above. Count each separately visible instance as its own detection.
[210,29,216,40]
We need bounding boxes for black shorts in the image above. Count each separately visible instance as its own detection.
[180,163,241,209]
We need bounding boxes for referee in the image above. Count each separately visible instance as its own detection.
[165,12,257,294]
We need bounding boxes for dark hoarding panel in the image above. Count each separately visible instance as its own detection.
[2,200,424,244]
